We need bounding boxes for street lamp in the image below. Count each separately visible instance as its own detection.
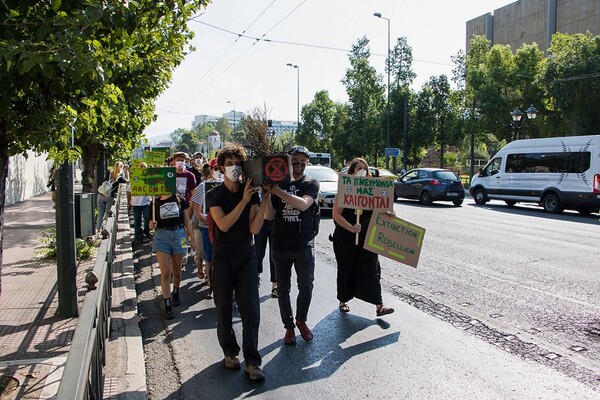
[286,63,300,138]
[374,12,391,170]
[510,104,538,141]
[227,100,236,134]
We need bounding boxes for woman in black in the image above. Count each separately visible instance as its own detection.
[332,157,394,317]
[149,193,195,320]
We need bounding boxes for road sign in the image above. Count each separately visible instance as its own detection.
[385,147,401,157]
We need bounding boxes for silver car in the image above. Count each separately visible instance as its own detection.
[305,165,339,210]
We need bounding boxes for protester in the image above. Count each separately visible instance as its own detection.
[254,216,276,296]
[47,164,57,209]
[127,162,152,245]
[97,161,129,233]
[149,191,195,320]
[265,145,319,345]
[206,143,271,381]
[188,151,205,184]
[173,151,197,217]
[192,162,222,298]
[332,157,394,317]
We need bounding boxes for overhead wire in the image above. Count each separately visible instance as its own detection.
[172,1,280,109]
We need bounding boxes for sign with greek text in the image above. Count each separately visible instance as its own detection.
[364,211,426,268]
[143,150,168,166]
[129,167,176,196]
[336,174,394,211]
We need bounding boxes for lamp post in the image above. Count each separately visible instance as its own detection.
[286,63,300,138]
[227,100,236,135]
[374,12,391,170]
[510,104,538,141]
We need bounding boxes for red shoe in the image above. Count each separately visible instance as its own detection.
[295,320,313,342]
[284,328,296,345]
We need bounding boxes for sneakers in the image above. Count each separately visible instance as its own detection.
[245,364,265,381]
[172,291,181,307]
[224,356,241,370]
[165,306,174,320]
[284,328,296,345]
[295,320,313,342]
[271,287,278,298]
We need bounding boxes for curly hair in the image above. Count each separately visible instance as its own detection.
[346,157,371,176]
[217,143,247,166]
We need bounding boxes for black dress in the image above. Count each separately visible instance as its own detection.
[332,208,382,305]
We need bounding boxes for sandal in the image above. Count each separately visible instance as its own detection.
[197,268,205,280]
[339,302,350,313]
[376,305,394,316]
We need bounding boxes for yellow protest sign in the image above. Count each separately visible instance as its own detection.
[336,174,394,211]
[364,211,426,268]
[143,150,167,166]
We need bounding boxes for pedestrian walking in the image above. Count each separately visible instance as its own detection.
[97,161,129,233]
[127,162,152,245]
[192,162,222,298]
[206,143,271,381]
[265,145,319,345]
[332,157,394,317]
[149,193,195,320]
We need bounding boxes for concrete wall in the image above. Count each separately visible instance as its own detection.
[5,152,52,207]
[466,0,600,53]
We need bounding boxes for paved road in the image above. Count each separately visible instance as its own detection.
[134,198,599,399]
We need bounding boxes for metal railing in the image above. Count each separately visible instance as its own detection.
[56,191,121,399]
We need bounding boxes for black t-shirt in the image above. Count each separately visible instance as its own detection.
[153,195,189,229]
[206,184,260,257]
[270,174,320,251]
[333,208,373,247]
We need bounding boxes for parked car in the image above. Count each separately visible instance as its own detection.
[339,166,397,180]
[305,165,339,211]
[394,168,465,206]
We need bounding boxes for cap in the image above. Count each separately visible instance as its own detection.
[289,145,310,157]
[210,158,218,168]
[193,152,204,158]
[172,151,188,160]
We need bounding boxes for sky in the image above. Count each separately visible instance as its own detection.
[143,0,512,140]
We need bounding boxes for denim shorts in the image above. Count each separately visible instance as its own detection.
[152,227,188,255]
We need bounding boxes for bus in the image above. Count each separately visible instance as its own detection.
[308,152,331,168]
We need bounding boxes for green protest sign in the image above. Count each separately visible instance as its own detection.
[129,167,176,196]
[336,174,394,211]
[364,211,426,268]
[143,150,167,166]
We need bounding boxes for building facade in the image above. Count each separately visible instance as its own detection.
[466,0,600,53]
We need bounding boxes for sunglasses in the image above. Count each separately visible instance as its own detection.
[292,162,306,166]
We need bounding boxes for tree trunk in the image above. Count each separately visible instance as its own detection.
[0,153,8,297]
[80,144,101,193]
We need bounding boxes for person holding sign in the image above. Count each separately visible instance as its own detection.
[332,158,394,317]
[265,145,319,346]
[206,144,272,382]
[149,192,195,320]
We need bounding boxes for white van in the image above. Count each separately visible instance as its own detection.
[469,135,600,214]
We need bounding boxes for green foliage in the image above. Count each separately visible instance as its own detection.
[35,228,95,260]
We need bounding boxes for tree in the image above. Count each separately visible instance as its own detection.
[0,0,209,294]
[543,32,600,134]
[296,90,337,153]
[341,36,385,165]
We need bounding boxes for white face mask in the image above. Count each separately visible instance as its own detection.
[224,165,242,182]
[194,158,203,166]
[175,161,185,170]
[355,169,367,177]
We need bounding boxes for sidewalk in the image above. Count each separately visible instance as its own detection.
[0,191,145,399]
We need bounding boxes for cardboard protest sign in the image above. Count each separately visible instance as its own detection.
[364,211,426,268]
[244,155,292,185]
[143,150,168,166]
[336,174,394,211]
[129,167,176,196]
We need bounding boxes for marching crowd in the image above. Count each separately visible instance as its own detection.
[101,143,394,382]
